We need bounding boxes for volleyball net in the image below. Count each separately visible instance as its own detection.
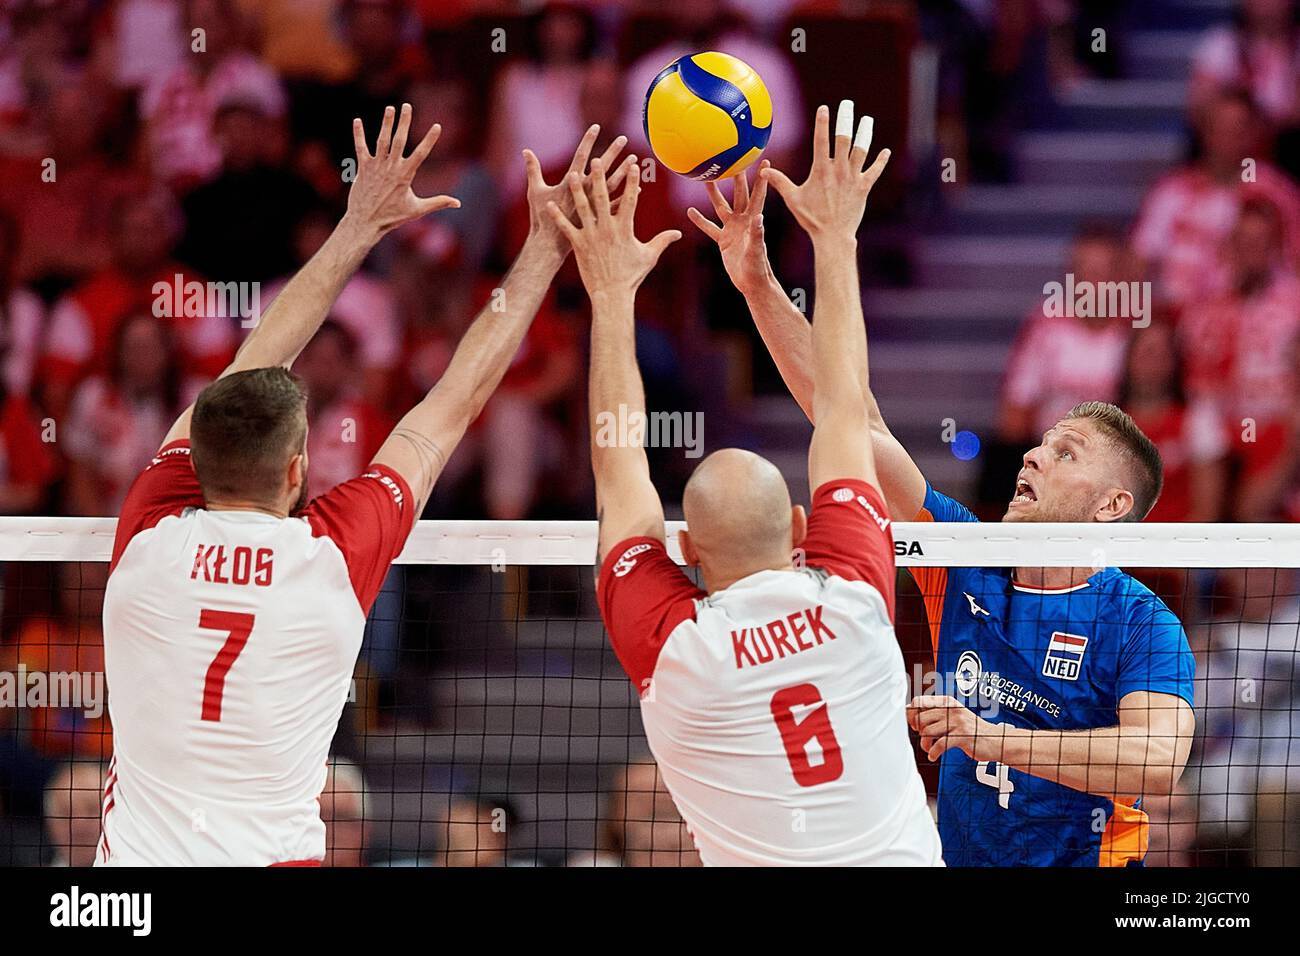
[2,519,1298,866]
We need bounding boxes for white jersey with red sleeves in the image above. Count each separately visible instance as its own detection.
[598,479,942,866]
[97,440,415,866]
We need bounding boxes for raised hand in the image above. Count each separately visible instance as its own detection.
[524,125,634,261]
[547,159,681,298]
[345,104,460,242]
[688,161,775,296]
[762,100,890,243]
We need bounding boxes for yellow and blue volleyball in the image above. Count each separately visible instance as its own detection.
[642,51,772,182]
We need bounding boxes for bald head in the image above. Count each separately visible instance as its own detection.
[681,449,801,589]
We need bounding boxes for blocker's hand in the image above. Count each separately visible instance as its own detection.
[548,159,681,297]
[688,161,775,296]
[346,104,461,241]
[525,125,634,261]
[907,695,1003,763]
[762,100,890,243]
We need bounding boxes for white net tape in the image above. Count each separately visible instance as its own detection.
[2,517,1297,567]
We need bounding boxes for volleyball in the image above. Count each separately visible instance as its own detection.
[642,51,773,181]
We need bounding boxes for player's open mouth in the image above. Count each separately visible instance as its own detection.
[1011,478,1037,505]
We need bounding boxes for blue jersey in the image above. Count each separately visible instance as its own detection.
[912,485,1195,867]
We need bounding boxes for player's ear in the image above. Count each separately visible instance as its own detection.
[678,528,699,568]
[1094,488,1133,523]
[790,505,807,549]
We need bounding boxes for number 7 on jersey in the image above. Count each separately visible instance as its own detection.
[198,609,255,722]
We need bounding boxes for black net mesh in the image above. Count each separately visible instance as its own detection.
[3,557,1297,866]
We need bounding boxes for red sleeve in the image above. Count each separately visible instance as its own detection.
[110,440,205,571]
[301,464,417,614]
[596,536,704,694]
[800,479,897,621]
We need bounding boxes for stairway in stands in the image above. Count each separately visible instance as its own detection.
[749,0,1230,506]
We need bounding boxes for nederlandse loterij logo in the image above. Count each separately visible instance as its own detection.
[955,650,981,697]
[49,886,151,936]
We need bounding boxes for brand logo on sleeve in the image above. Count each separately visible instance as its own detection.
[1042,631,1089,681]
[363,471,404,507]
[612,543,653,577]
[829,487,891,532]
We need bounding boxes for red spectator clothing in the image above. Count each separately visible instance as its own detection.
[1001,308,1129,437]
[1,287,47,398]
[262,272,401,372]
[40,265,236,394]
[401,293,577,414]
[1129,401,1227,522]
[306,396,393,501]
[1180,271,1300,422]
[0,155,145,283]
[1131,165,1300,305]
[0,394,58,492]
[1192,27,1300,124]
[140,53,287,188]
[64,377,199,514]
[500,303,577,393]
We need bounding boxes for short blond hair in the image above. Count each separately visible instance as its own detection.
[1065,401,1163,520]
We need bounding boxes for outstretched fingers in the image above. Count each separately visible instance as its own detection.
[619,162,642,222]
[749,159,771,213]
[567,171,594,226]
[812,104,830,164]
[522,147,544,192]
[567,124,601,176]
[390,102,414,159]
[732,168,750,213]
[686,206,722,242]
[546,200,580,241]
[594,134,628,176]
[704,180,731,219]
[375,105,397,158]
[647,229,682,262]
[833,99,854,163]
[759,164,797,202]
[416,193,461,215]
[589,158,612,218]
[352,117,372,163]
[864,147,892,186]
[848,113,874,171]
[606,153,637,194]
[408,120,442,167]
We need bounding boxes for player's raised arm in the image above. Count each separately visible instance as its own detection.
[693,121,926,519]
[160,104,460,449]
[759,101,889,496]
[371,127,633,518]
[549,157,681,565]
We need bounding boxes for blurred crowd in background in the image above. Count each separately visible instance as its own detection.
[0,0,1296,866]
